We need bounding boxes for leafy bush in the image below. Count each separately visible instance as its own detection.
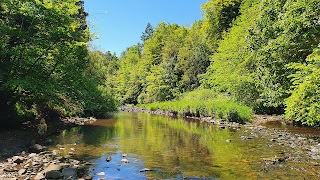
[285,49,320,126]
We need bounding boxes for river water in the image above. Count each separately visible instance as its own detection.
[52,112,320,179]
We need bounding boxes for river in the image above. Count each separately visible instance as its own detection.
[51,112,320,179]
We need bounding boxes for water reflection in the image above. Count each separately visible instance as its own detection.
[53,112,319,179]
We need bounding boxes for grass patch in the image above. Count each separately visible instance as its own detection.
[138,89,253,122]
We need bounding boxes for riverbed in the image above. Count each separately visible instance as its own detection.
[49,112,320,179]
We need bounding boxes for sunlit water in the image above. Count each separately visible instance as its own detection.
[52,112,320,179]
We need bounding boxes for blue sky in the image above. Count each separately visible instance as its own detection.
[83,0,207,56]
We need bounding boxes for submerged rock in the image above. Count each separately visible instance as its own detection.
[96,172,105,176]
[140,168,153,172]
[263,156,289,165]
[106,156,112,162]
[46,170,64,179]
[121,158,129,163]
[62,167,77,179]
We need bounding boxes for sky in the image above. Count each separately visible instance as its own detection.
[83,0,207,56]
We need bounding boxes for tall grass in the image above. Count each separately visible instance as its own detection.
[138,89,253,122]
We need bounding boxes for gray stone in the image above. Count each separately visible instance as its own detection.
[62,167,77,179]
[28,144,45,153]
[45,170,64,179]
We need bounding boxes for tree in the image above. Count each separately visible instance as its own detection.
[115,45,142,104]
[201,0,241,50]
[285,48,320,126]
[200,0,262,109]
[177,21,211,91]
[141,22,154,43]
[0,0,117,125]
[245,0,320,113]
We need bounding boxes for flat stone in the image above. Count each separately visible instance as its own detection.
[96,172,105,176]
[18,168,26,175]
[44,164,62,173]
[83,175,93,180]
[34,172,45,180]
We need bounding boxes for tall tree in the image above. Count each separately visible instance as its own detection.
[177,21,211,91]
[201,0,241,50]
[140,22,154,43]
[115,45,142,104]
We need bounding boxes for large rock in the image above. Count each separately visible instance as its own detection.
[28,144,46,153]
[62,167,77,179]
[11,156,24,164]
[44,139,54,146]
[45,170,64,179]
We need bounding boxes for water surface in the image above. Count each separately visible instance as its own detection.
[52,112,320,179]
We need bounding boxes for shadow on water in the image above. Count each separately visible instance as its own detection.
[51,112,320,179]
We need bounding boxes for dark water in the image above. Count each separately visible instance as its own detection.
[52,112,320,179]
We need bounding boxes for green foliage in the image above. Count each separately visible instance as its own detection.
[177,21,211,91]
[285,49,320,126]
[114,22,212,105]
[115,44,143,104]
[0,0,117,125]
[201,0,241,49]
[200,0,262,110]
[107,0,320,126]
[245,0,320,113]
[141,22,154,42]
[201,0,320,116]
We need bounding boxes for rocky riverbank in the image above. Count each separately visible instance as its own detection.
[0,147,93,179]
[0,117,97,179]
